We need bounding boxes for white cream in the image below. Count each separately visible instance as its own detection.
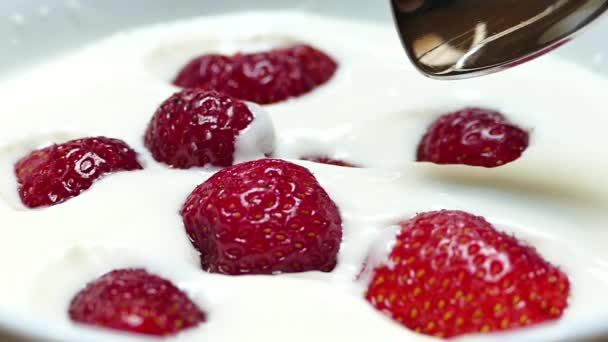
[233,102,275,164]
[0,10,608,342]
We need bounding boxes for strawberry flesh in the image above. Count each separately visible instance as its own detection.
[181,159,343,275]
[15,137,142,208]
[365,210,570,338]
[417,108,529,168]
[69,269,205,336]
[173,44,337,104]
[144,89,255,169]
[302,156,357,167]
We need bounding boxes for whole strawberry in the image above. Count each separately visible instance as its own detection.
[69,269,205,336]
[173,44,338,104]
[144,88,274,169]
[181,159,343,275]
[365,210,569,339]
[15,137,142,208]
[417,108,529,167]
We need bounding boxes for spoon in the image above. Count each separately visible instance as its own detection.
[391,0,608,79]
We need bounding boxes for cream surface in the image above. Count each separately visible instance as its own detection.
[1,11,608,342]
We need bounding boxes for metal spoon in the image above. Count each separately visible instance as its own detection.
[391,0,608,79]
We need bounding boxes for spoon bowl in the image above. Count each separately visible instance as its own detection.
[392,0,608,79]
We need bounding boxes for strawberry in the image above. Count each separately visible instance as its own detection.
[417,108,529,168]
[302,156,357,167]
[69,269,205,336]
[173,44,338,104]
[181,159,343,275]
[15,137,142,208]
[144,89,272,169]
[365,210,570,339]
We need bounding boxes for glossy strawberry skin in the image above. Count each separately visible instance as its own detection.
[302,156,357,167]
[15,137,142,208]
[181,159,343,275]
[173,44,338,104]
[417,108,529,168]
[365,210,569,339]
[144,89,254,169]
[69,269,206,336]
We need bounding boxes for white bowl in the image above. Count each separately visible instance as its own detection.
[1,1,608,341]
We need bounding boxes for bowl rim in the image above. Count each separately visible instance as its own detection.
[1,2,608,341]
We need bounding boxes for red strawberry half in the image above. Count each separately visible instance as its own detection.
[173,44,338,104]
[302,156,357,168]
[181,159,343,275]
[15,137,142,208]
[144,88,274,169]
[417,107,529,168]
[365,210,569,339]
[69,269,205,336]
